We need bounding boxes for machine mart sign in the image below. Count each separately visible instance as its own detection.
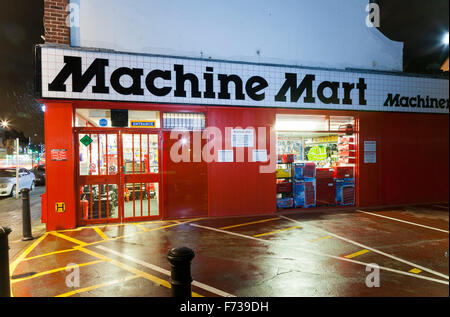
[36,45,449,114]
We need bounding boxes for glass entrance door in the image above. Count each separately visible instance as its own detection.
[121,132,161,220]
[77,131,121,224]
[76,130,161,224]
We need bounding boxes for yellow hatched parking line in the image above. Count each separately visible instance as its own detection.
[310,235,332,243]
[220,217,280,230]
[74,246,203,297]
[253,225,302,238]
[22,248,78,261]
[9,233,48,277]
[93,227,109,240]
[55,275,140,297]
[11,260,103,283]
[49,231,88,246]
[46,231,203,297]
[344,249,370,259]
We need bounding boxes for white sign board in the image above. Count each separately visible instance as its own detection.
[231,129,254,147]
[364,141,377,152]
[364,141,377,164]
[218,150,234,162]
[37,45,449,114]
[252,149,268,162]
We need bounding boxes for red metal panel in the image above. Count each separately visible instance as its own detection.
[43,102,77,231]
[163,131,208,218]
[358,112,449,207]
[206,107,277,217]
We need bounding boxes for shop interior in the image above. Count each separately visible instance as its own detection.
[275,114,356,209]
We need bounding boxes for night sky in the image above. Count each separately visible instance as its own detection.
[0,0,448,144]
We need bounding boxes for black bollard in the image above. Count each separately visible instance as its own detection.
[21,188,33,241]
[166,247,195,298]
[0,226,12,297]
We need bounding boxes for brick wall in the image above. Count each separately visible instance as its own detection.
[44,0,70,44]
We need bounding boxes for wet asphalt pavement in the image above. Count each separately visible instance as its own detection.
[7,203,449,297]
[0,186,46,260]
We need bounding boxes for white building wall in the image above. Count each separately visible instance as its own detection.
[71,0,404,72]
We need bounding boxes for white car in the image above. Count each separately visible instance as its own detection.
[0,168,36,197]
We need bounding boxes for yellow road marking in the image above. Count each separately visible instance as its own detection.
[93,227,109,240]
[10,219,204,297]
[55,227,85,233]
[253,225,302,238]
[22,248,78,261]
[49,232,88,246]
[55,275,140,297]
[9,233,48,277]
[409,268,422,274]
[86,219,202,245]
[135,224,150,232]
[310,235,332,243]
[75,246,203,297]
[220,217,280,230]
[344,249,370,259]
[11,260,103,283]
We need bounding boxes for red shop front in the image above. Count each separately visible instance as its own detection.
[36,45,449,231]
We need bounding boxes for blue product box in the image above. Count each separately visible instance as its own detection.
[277,197,294,209]
[335,179,355,206]
[293,178,316,208]
[293,162,316,180]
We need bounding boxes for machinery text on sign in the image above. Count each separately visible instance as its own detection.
[37,45,449,114]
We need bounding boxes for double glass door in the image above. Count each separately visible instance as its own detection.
[76,129,161,224]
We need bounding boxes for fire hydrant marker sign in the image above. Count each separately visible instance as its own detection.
[80,135,94,147]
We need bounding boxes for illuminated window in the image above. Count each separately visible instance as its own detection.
[163,112,205,130]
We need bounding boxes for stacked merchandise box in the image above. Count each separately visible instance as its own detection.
[276,181,292,193]
[277,197,294,209]
[276,156,294,209]
[293,162,316,178]
[338,135,356,165]
[316,168,335,206]
[293,162,316,208]
[334,166,355,206]
[293,178,316,208]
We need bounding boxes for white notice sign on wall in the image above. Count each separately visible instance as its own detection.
[218,150,234,162]
[252,149,268,162]
[364,141,376,163]
[231,129,254,147]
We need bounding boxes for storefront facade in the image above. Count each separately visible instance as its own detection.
[37,0,449,231]
[36,45,449,231]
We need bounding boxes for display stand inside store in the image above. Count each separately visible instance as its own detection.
[275,115,356,210]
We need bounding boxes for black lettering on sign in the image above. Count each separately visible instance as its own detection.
[174,64,201,98]
[218,74,245,100]
[317,81,340,104]
[110,67,144,95]
[246,76,268,101]
[146,69,172,96]
[275,73,315,103]
[48,56,109,93]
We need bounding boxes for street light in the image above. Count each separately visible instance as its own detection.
[443,32,449,45]
[1,120,8,128]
